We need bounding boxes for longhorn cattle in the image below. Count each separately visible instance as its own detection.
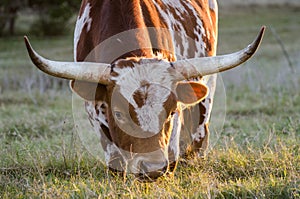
[24,0,265,181]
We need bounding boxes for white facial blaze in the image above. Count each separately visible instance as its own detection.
[112,61,174,134]
[135,96,166,134]
[74,3,92,60]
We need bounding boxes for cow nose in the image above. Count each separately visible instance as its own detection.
[137,160,168,181]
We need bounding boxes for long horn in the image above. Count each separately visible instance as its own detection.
[24,36,111,85]
[172,26,265,80]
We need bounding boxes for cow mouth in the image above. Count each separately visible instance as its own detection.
[135,166,169,182]
[108,164,168,182]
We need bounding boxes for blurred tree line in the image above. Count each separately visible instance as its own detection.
[0,0,81,36]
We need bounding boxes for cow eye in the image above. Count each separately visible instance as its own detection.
[114,111,124,121]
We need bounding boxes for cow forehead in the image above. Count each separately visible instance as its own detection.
[111,60,175,108]
[110,60,177,135]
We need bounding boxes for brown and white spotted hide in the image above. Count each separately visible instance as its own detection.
[72,0,218,180]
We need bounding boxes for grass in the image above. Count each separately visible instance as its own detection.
[0,6,300,198]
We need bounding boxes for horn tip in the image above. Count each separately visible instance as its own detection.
[24,36,31,50]
[23,35,43,70]
[259,26,266,38]
[256,26,266,42]
[24,36,29,45]
[248,26,266,55]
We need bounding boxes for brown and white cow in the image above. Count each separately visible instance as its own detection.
[24,0,265,180]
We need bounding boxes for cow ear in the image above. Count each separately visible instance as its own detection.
[70,80,107,101]
[176,82,208,105]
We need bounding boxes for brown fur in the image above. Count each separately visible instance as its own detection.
[76,0,217,62]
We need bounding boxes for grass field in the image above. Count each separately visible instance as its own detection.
[0,6,300,198]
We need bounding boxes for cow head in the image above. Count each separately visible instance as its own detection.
[24,26,265,180]
[70,57,209,180]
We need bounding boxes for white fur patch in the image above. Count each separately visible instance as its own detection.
[153,1,207,59]
[169,112,181,160]
[95,102,109,128]
[209,0,218,11]
[105,143,123,165]
[135,102,165,134]
[191,75,217,142]
[86,101,109,128]
[112,62,173,106]
[153,1,188,58]
[192,125,205,142]
[184,1,207,57]
[74,3,92,60]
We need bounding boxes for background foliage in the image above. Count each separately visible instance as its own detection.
[0,0,80,36]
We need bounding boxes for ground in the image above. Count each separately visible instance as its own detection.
[0,5,299,198]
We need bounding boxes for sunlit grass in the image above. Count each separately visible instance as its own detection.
[1,132,299,198]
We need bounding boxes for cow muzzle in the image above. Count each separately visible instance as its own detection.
[129,150,169,181]
[136,160,168,181]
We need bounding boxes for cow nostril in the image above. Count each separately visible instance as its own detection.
[139,161,149,177]
[140,161,166,173]
[140,161,148,172]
